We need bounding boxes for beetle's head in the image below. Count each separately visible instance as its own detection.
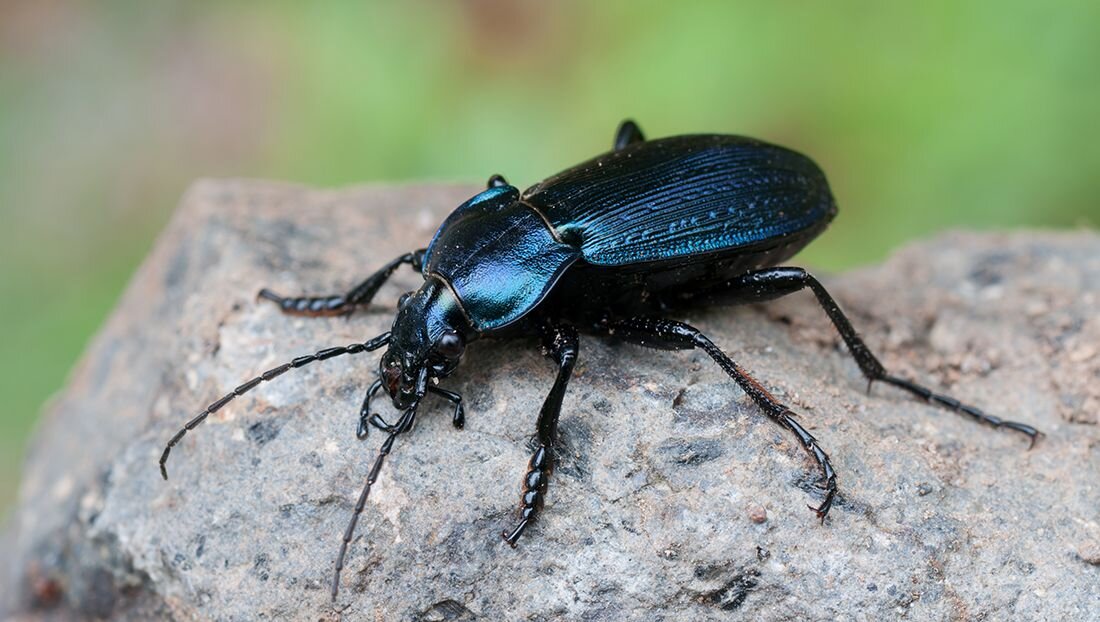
[380,276,470,410]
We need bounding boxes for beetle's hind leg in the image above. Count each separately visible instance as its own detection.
[614,119,645,150]
[259,249,425,317]
[684,267,1042,445]
[604,316,837,521]
[502,323,579,546]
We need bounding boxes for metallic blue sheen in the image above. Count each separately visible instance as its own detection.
[415,134,835,334]
[523,134,836,267]
[425,185,518,260]
[378,127,840,408]
[424,185,580,332]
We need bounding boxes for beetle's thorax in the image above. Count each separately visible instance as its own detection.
[422,185,580,334]
[381,275,471,408]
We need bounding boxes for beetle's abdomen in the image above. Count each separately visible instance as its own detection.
[424,186,580,333]
[523,135,836,267]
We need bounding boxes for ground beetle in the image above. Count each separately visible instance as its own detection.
[160,120,1041,602]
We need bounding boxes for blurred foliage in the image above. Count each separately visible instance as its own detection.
[1,1,1097,512]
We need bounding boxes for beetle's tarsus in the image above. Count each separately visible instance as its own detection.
[258,287,349,316]
[808,504,825,523]
[502,324,578,548]
[262,251,425,318]
[685,267,1042,442]
[810,486,836,523]
[502,524,525,547]
[1027,431,1044,450]
[357,379,384,439]
[876,373,1042,442]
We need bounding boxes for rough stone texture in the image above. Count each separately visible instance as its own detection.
[2,180,1098,621]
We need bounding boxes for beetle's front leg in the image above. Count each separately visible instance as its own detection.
[355,379,384,439]
[259,249,425,317]
[429,386,465,429]
[361,384,465,438]
[501,323,579,546]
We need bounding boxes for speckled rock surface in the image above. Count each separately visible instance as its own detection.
[2,180,1098,621]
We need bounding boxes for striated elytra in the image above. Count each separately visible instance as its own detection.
[160,120,1041,603]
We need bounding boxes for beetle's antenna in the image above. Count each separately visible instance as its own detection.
[332,367,427,603]
[159,332,391,480]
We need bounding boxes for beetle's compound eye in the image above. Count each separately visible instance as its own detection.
[436,330,465,361]
[398,292,413,309]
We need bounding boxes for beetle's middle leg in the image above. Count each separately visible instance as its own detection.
[677,266,1041,444]
[501,322,579,546]
[604,316,837,521]
[259,249,426,317]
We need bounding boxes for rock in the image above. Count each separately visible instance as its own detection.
[2,180,1098,621]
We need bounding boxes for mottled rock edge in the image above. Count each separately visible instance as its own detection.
[2,180,1097,621]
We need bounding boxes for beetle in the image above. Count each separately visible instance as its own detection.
[160,120,1041,602]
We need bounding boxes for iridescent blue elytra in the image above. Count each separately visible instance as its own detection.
[163,120,1040,604]
[410,133,834,337]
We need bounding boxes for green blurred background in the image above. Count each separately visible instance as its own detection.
[1,1,1097,514]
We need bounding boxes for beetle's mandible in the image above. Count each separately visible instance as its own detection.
[159,120,1041,602]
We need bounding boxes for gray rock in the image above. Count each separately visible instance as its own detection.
[2,180,1098,621]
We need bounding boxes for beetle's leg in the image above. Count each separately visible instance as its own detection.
[429,386,466,429]
[502,323,579,546]
[259,249,426,317]
[605,316,837,521]
[359,384,464,438]
[159,332,392,480]
[487,174,509,189]
[356,379,384,439]
[682,267,1041,445]
[614,119,645,150]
